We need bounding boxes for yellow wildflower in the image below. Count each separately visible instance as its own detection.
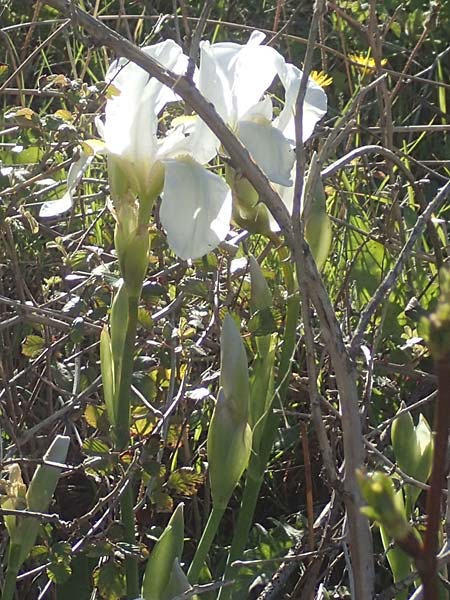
[310,70,333,87]
[348,53,387,72]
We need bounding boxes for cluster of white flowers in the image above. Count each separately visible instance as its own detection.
[99,31,327,260]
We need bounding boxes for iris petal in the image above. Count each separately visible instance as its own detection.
[160,159,232,260]
[237,120,295,186]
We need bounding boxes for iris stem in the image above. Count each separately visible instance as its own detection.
[217,248,299,600]
[114,294,139,451]
[187,506,226,585]
[121,482,140,598]
[112,292,140,599]
[2,544,21,600]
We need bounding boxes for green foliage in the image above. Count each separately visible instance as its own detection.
[141,503,185,600]
[1,0,449,597]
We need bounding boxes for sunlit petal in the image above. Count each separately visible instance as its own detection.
[241,96,273,122]
[237,119,295,186]
[201,34,283,124]
[142,41,189,114]
[103,40,188,194]
[160,159,232,260]
[198,41,234,122]
[274,63,327,142]
[159,116,219,165]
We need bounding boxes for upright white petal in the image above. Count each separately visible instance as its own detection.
[102,40,188,195]
[200,34,283,125]
[142,41,189,113]
[104,57,156,163]
[160,159,232,260]
[199,41,235,122]
[158,116,218,165]
[237,119,295,186]
[274,63,327,142]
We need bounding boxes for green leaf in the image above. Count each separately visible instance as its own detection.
[82,437,111,456]
[167,468,204,497]
[152,490,174,513]
[141,504,184,600]
[100,327,115,428]
[138,306,154,330]
[248,308,277,336]
[47,542,72,584]
[22,334,45,358]
[93,560,126,600]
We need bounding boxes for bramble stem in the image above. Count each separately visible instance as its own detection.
[422,357,450,600]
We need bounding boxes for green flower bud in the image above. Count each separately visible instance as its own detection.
[304,177,332,271]
[1,465,27,542]
[225,165,275,239]
[4,436,70,570]
[248,256,272,314]
[391,407,416,475]
[357,470,412,542]
[141,503,185,600]
[391,408,433,512]
[249,335,276,445]
[115,222,150,298]
[220,314,250,423]
[414,414,433,484]
[108,155,132,201]
[207,388,252,510]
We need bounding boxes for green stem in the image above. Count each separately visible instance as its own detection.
[121,482,140,599]
[2,544,21,600]
[187,506,225,585]
[3,568,18,600]
[112,292,140,599]
[218,260,300,600]
[114,294,139,451]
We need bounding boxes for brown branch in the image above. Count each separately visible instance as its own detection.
[423,357,450,599]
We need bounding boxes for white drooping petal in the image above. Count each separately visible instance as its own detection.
[237,119,295,186]
[274,62,327,142]
[39,152,93,218]
[302,82,329,140]
[160,159,232,260]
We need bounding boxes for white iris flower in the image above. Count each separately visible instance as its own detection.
[195,31,328,187]
[98,39,232,260]
[98,33,327,260]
